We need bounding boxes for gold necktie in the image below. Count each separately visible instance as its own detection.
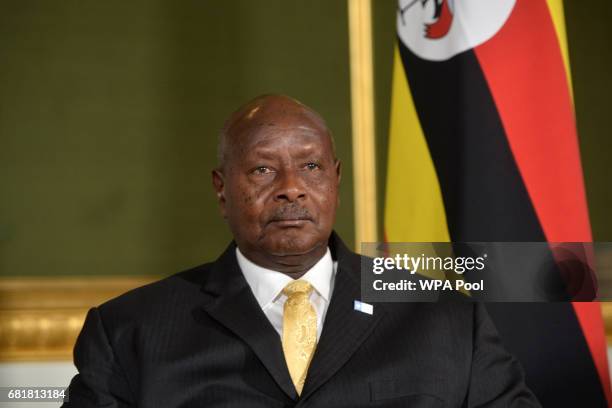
[282,280,317,395]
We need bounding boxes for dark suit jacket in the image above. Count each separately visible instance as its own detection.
[63,233,540,407]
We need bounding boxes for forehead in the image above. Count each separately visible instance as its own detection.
[243,125,330,149]
[226,121,334,163]
[221,96,335,164]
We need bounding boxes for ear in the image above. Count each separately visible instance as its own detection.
[212,168,227,218]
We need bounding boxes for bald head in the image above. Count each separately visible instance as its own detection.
[217,94,335,169]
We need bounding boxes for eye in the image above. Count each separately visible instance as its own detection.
[305,162,320,171]
[252,166,273,175]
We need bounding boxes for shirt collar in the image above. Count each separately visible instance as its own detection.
[236,247,334,309]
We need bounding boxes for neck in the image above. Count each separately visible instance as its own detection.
[239,243,327,279]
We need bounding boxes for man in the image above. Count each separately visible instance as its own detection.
[63,95,540,407]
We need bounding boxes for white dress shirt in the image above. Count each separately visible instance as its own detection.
[236,247,337,341]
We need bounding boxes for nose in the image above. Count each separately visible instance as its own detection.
[274,169,306,202]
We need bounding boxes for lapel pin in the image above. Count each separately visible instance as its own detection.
[354,300,373,315]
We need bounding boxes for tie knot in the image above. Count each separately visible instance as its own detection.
[282,280,314,297]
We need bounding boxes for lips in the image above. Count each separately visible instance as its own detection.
[269,215,311,221]
[268,219,311,228]
[268,215,312,226]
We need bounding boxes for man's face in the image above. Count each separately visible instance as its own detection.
[213,113,340,267]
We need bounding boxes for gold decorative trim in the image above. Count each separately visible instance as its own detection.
[0,276,158,361]
[348,0,378,249]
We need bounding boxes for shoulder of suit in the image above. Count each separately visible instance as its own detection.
[95,261,215,321]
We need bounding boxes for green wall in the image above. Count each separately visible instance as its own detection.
[0,1,354,276]
[565,1,612,241]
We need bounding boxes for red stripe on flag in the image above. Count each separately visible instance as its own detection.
[475,0,590,243]
[474,0,610,400]
[573,302,610,399]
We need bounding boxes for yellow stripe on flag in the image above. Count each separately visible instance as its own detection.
[545,0,574,101]
[384,46,450,243]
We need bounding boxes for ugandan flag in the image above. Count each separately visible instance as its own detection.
[385,0,611,405]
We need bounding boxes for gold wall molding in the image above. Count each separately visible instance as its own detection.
[0,276,158,361]
[348,0,378,249]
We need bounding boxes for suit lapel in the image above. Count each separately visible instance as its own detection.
[199,243,298,400]
[300,234,385,400]
[198,234,383,402]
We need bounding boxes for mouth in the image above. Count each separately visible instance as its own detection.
[268,217,312,228]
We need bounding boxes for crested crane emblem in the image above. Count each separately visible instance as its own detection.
[397,0,516,61]
[424,0,454,39]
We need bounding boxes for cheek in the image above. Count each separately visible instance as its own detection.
[242,191,253,205]
[308,177,339,215]
[228,183,270,220]
[245,183,271,205]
